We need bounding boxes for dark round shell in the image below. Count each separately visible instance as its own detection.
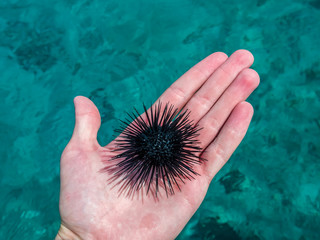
[102,102,204,198]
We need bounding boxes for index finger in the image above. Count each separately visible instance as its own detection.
[158,52,228,109]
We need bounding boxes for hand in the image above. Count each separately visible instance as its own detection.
[55,50,259,240]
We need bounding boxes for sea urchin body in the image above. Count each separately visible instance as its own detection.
[103,102,204,198]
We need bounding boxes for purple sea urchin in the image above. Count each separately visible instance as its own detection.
[103,102,204,198]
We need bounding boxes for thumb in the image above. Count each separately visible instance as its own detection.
[71,96,101,147]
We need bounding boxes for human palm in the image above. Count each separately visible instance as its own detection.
[56,50,259,240]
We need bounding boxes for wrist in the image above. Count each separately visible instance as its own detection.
[55,224,82,240]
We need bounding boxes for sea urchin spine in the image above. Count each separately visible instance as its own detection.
[103,102,204,198]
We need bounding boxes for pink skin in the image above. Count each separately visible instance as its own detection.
[55,50,260,240]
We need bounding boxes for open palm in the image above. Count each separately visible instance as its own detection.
[56,50,259,240]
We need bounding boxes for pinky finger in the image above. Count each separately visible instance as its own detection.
[201,101,254,182]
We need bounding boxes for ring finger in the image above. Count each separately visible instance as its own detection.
[198,68,260,151]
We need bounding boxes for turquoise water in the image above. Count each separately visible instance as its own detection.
[0,0,319,239]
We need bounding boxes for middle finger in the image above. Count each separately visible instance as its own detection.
[183,49,254,122]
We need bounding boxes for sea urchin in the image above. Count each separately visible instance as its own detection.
[103,102,204,198]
